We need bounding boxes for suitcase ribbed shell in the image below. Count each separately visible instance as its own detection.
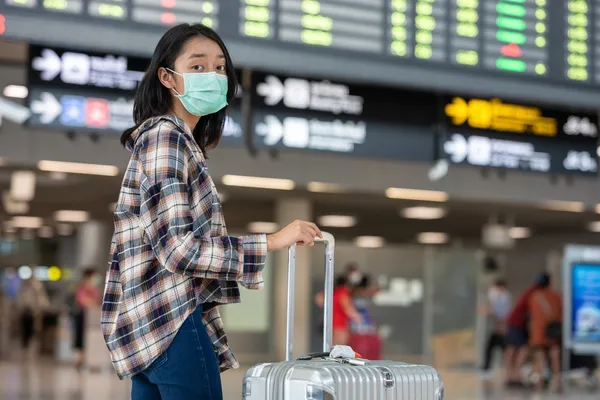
[243,360,444,400]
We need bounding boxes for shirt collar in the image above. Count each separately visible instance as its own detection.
[125,115,193,152]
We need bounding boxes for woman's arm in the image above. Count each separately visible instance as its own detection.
[339,293,362,323]
[314,291,324,308]
[365,285,381,297]
[138,124,266,288]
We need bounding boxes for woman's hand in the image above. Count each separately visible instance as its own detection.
[350,312,364,324]
[266,220,322,251]
[314,292,325,308]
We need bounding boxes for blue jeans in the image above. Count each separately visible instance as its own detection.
[131,304,223,400]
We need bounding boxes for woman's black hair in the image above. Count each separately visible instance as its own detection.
[120,23,237,155]
[357,275,371,289]
[535,272,551,288]
[335,276,347,287]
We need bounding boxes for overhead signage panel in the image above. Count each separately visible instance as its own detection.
[26,87,243,145]
[444,96,599,142]
[252,111,435,161]
[252,72,436,125]
[250,71,437,161]
[27,88,135,133]
[28,45,150,92]
[441,130,598,176]
[25,45,243,145]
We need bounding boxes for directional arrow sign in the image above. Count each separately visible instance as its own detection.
[444,97,468,126]
[443,133,468,163]
[256,75,285,106]
[31,92,62,124]
[255,115,284,145]
[32,49,62,81]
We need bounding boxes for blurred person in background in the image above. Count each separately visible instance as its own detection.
[314,262,363,306]
[314,263,364,346]
[16,277,49,358]
[528,273,562,392]
[345,262,363,286]
[480,278,511,379]
[73,268,101,370]
[102,23,321,400]
[503,282,537,387]
[349,275,381,360]
[332,275,362,346]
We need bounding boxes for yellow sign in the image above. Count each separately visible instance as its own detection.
[444,97,557,137]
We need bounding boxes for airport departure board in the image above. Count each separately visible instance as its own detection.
[4,0,221,28]
[234,0,591,82]
[3,0,600,107]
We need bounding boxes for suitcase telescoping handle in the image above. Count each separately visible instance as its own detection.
[285,232,335,362]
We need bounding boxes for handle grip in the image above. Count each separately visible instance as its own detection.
[286,232,335,362]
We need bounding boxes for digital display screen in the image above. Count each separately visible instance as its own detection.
[6,0,219,28]
[4,0,600,109]
[571,264,600,343]
[233,0,592,83]
[483,0,548,75]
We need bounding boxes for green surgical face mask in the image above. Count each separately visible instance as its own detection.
[168,69,228,117]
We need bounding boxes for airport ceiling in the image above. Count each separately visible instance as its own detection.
[0,166,598,244]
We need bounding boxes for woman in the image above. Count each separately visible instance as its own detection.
[528,273,562,392]
[73,269,101,369]
[480,279,511,380]
[101,23,321,400]
[503,284,536,387]
[16,277,49,358]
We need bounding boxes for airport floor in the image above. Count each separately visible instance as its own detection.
[0,357,598,400]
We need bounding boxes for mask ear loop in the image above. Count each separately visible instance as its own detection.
[166,68,184,96]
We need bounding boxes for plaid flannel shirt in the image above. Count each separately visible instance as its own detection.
[101,115,267,379]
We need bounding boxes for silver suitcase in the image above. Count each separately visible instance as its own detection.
[243,233,444,399]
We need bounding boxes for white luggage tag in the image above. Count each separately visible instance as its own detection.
[330,346,367,366]
[329,345,355,359]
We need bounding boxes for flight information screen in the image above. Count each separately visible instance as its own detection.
[5,0,220,28]
[3,0,600,107]
[234,0,595,82]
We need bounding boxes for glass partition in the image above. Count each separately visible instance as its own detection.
[425,246,478,370]
[310,243,427,362]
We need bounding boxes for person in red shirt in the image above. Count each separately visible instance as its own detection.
[503,283,536,386]
[331,276,362,346]
[73,269,102,369]
[528,273,562,392]
[314,266,364,346]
